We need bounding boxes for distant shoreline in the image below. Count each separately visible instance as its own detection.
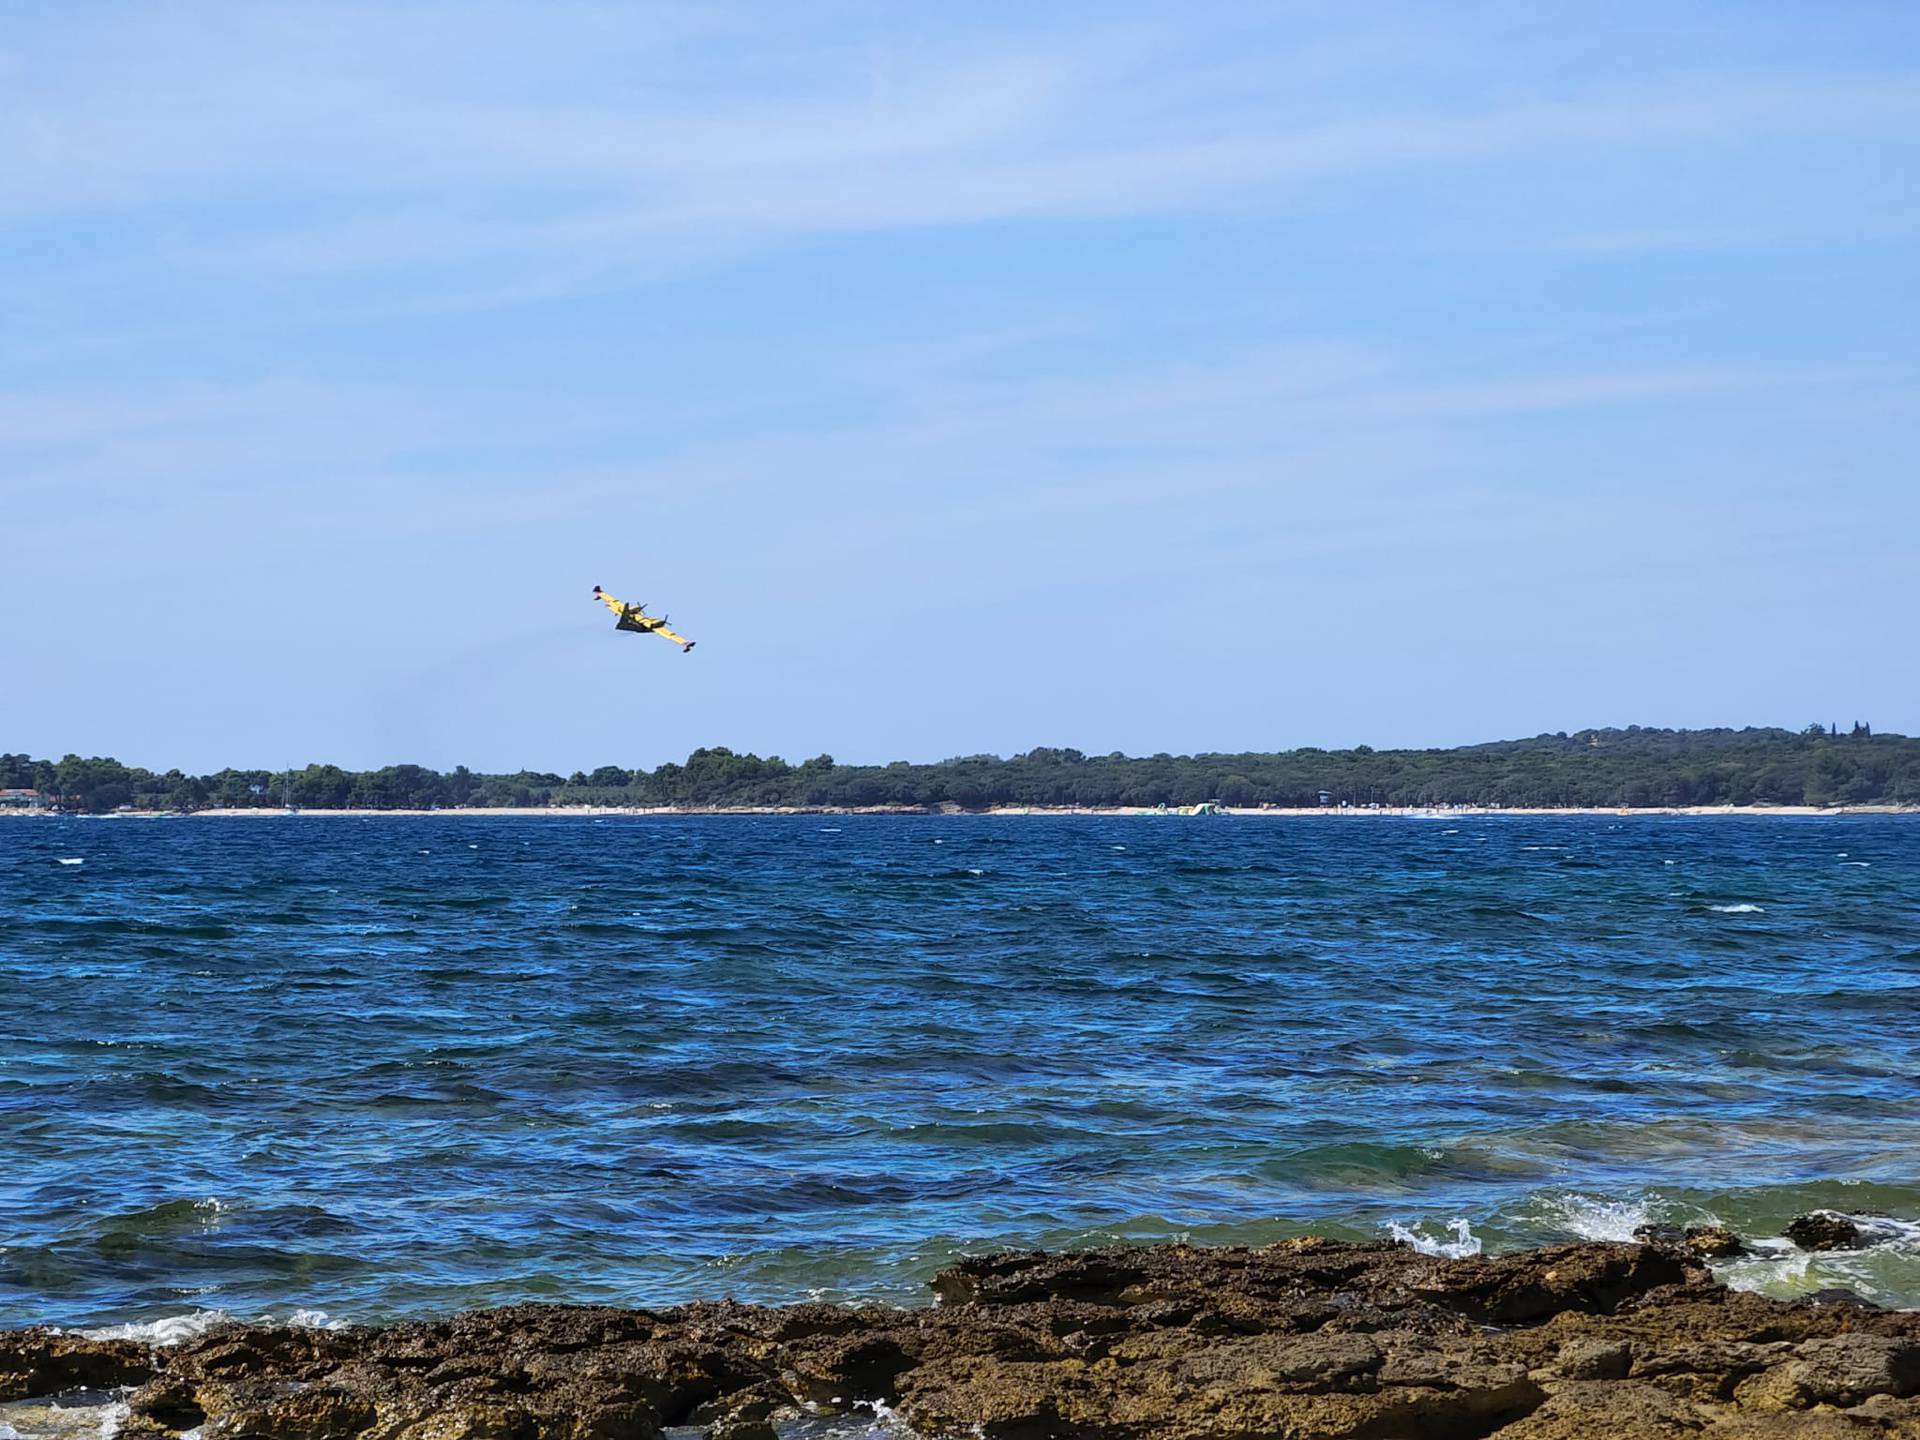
[23,802,1917,819]
[13,728,1914,814]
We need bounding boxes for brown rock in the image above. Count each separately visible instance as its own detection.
[1684,1225,1747,1259]
[0,1326,156,1400]
[1787,1335,1920,1405]
[1785,1212,1865,1251]
[1633,1222,1747,1260]
[10,1241,1920,1438]
[1555,1337,1633,1380]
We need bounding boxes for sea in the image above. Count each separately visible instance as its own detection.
[4,813,1919,1338]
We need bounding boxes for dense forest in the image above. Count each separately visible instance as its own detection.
[3,725,1915,814]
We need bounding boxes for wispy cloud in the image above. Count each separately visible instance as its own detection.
[4,0,1917,318]
[122,70,1920,278]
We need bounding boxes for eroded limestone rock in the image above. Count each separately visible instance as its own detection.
[7,1240,1918,1438]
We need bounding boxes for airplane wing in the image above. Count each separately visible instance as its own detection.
[652,622,695,651]
[592,586,628,619]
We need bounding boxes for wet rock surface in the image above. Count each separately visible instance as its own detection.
[9,1239,1920,1438]
[1634,1223,1748,1260]
[1789,1213,1869,1252]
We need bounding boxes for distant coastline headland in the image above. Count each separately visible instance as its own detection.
[6,724,1916,815]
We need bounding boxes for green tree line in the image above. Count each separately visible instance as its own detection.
[5,725,1916,814]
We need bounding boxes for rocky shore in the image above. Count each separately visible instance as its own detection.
[7,1237,1920,1439]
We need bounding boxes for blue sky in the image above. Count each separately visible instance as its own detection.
[4,2,1916,772]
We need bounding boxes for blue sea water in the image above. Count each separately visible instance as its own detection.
[3,814,1919,1330]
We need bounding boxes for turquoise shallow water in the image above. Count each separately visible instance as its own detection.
[3,813,1918,1328]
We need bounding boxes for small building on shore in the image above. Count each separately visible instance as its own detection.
[0,787,48,812]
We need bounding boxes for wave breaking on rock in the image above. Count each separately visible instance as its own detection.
[5,1238,1919,1438]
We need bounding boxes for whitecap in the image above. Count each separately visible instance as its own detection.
[1386,1218,1481,1258]
[966,869,984,876]
[1709,903,1765,914]
[57,858,84,866]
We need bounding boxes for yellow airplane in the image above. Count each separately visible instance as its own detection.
[592,585,695,653]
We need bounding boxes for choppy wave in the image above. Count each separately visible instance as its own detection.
[5,812,1920,1324]
[1527,1192,1662,1243]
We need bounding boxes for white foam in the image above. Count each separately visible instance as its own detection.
[93,1400,127,1440]
[281,1308,343,1330]
[79,1311,227,1346]
[863,1397,918,1434]
[69,1302,341,1353]
[57,858,83,866]
[1709,903,1765,914]
[1862,1215,1920,1244]
[1532,1192,1660,1243]
[1715,1237,1820,1298]
[1387,1218,1482,1258]
[1718,1214,1920,1305]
